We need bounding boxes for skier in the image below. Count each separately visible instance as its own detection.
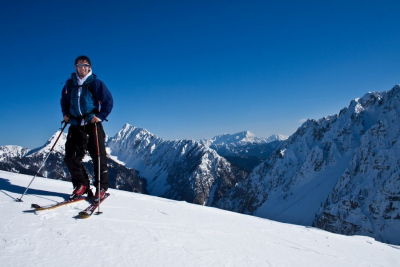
[60,55,113,200]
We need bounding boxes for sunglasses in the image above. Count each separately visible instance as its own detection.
[76,63,90,68]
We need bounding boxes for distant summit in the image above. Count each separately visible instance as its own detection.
[199,131,288,173]
[200,131,288,147]
[266,134,289,143]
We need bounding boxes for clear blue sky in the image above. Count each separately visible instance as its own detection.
[1,0,399,148]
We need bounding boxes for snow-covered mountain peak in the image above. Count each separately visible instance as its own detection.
[202,131,288,148]
[214,131,258,145]
[202,131,265,147]
[115,124,159,141]
[266,134,289,142]
[346,86,400,116]
[26,130,67,157]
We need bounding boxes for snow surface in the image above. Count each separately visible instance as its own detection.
[1,170,399,267]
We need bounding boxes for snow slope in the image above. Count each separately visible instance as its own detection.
[1,170,399,267]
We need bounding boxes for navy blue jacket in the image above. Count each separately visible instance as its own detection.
[61,73,113,125]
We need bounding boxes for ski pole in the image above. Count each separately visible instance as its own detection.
[94,122,103,215]
[16,121,68,202]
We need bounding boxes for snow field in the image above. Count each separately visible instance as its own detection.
[1,171,399,267]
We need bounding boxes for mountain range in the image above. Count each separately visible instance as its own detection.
[0,125,282,205]
[1,84,400,245]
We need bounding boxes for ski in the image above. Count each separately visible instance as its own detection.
[78,193,110,219]
[31,196,87,211]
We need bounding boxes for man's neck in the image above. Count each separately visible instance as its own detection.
[76,70,92,85]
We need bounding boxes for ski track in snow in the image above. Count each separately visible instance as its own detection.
[1,170,399,267]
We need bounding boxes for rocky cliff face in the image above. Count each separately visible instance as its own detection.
[216,85,400,245]
[107,124,247,205]
[315,88,400,245]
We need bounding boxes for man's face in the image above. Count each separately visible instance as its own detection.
[75,60,91,78]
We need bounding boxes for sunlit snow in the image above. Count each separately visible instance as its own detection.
[1,170,399,266]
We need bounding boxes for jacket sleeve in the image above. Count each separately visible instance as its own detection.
[95,80,113,121]
[60,83,71,116]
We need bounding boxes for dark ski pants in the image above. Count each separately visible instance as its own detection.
[64,123,109,191]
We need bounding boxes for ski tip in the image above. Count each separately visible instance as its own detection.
[78,212,91,219]
[31,204,45,211]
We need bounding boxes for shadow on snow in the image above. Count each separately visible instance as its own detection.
[0,177,70,202]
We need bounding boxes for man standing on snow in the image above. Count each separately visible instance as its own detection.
[60,55,113,200]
